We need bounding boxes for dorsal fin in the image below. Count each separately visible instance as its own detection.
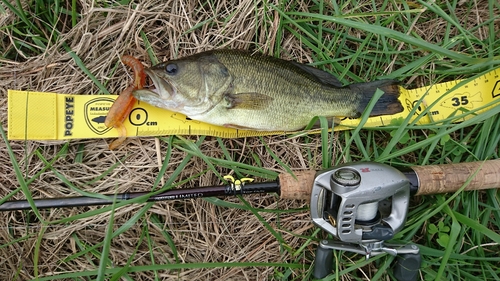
[290,61,343,87]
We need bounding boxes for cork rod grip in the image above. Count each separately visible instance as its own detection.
[413,159,500,195]
[279,170,316,200]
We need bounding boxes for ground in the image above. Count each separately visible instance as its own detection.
[1,1,499,280]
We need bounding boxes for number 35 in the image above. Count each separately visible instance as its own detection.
[451,96,469,106]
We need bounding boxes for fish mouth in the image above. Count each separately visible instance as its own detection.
[145,68,175,97]
[132,69,177,108]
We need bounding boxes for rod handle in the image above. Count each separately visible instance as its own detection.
[413,159,500,195]
[279,170,316,200]
[278,160,500,199]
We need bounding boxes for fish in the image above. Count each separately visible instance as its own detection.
[133,49,403,131]
[92,115,107,124]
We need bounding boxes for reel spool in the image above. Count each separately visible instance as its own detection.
[310,162,421,280]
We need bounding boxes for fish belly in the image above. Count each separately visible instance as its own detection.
[194,92,357,131]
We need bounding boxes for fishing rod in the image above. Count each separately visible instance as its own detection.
[0,160,499,211]
[1,160,499,281]
[0,178,280,211]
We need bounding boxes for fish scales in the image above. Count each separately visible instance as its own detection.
[210,51,360,130]
[133,50,403,131]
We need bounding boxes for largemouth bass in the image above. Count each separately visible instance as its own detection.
[133,50,403,131]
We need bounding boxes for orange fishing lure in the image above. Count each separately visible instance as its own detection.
[105,55,146,149]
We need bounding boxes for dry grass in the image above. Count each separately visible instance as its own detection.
[0,2,323,279]
[1,0,499,280]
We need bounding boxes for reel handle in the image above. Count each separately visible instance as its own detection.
[312,240,333,279]
[393,253,422,281]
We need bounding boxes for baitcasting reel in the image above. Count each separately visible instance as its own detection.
[310,162,421,280]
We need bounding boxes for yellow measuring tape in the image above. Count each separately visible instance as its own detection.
[7,67,500,141]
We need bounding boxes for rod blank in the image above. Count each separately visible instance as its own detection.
[0,182,280,211]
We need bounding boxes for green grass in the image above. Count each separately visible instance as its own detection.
[1,0,500,280]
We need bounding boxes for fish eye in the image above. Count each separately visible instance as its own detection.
[165,63,178,75]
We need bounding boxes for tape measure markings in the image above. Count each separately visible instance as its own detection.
[7,67,500,141]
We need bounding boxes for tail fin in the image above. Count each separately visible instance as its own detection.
[350,79,403,117]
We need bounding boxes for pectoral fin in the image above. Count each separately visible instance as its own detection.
[224,93,273,110]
